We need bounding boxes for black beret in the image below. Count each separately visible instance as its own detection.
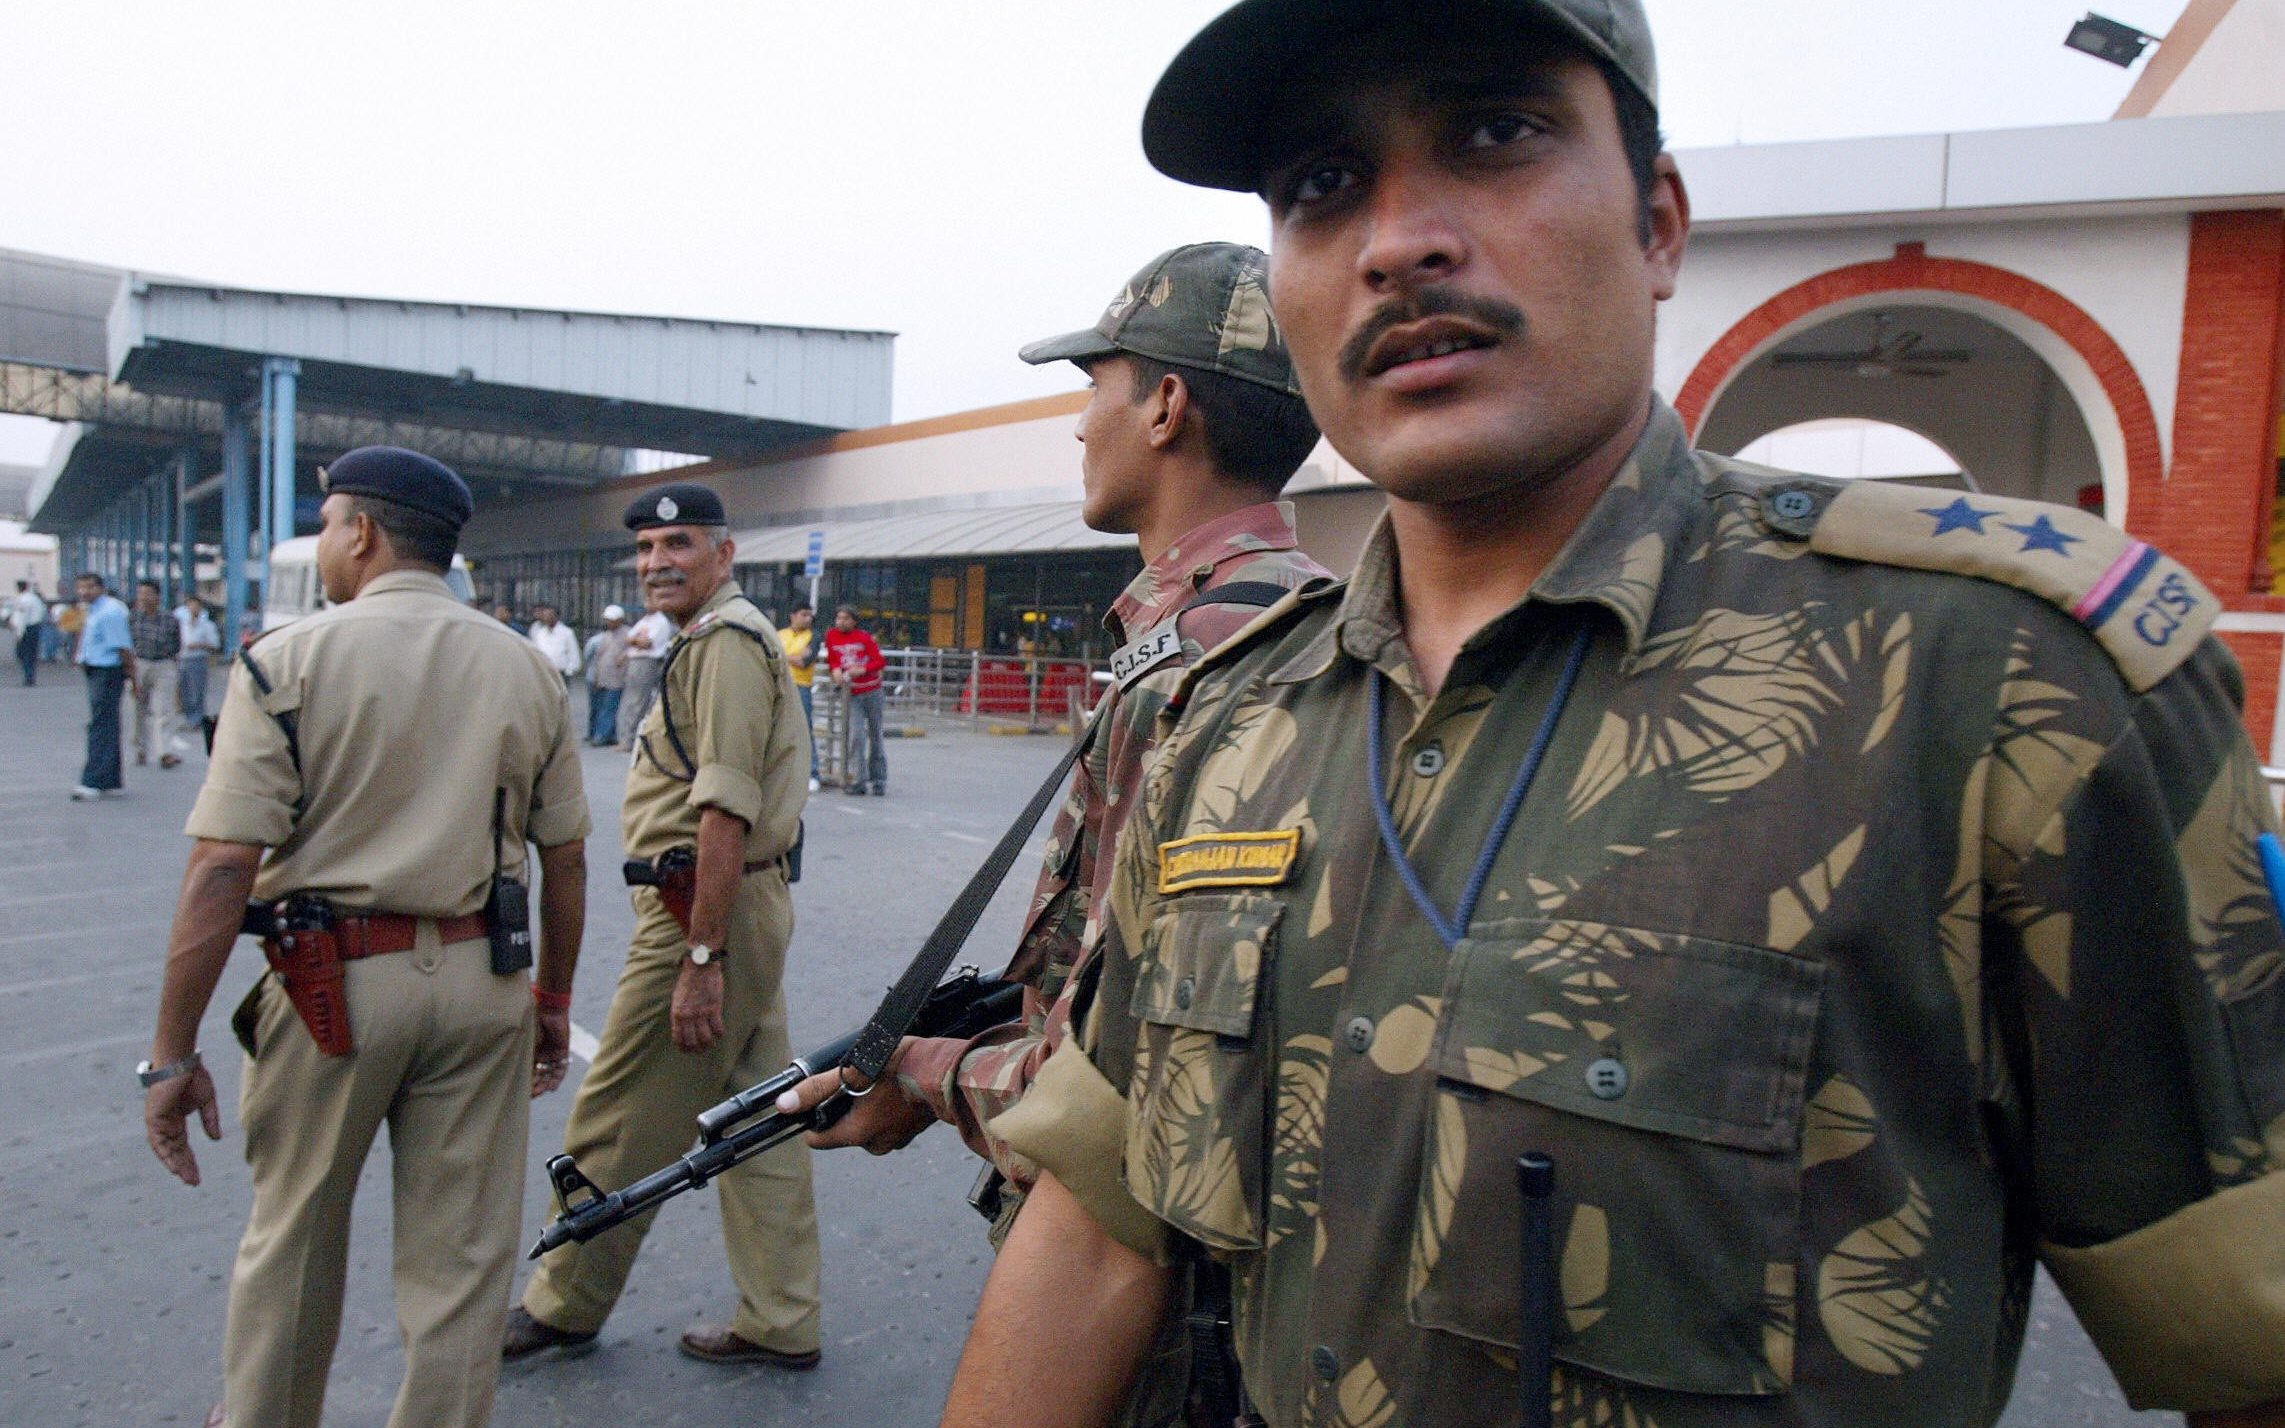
[320,446,475,529]
[624,482,728,531]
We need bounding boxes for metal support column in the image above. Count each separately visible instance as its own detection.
[137,477,155,593]
[259,357,300,602]
[176,449,198,608]
[223,402,254,652]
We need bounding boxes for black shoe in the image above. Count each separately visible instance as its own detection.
[502,1307,599,1363]
[845,784,867,796]
[870,786,885,796]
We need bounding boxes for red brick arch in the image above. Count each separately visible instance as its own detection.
[1673,243,2166,537]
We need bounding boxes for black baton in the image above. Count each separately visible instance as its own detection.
[1518,1152,1556,1428]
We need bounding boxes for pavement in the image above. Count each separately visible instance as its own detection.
[0,666,2179,1426]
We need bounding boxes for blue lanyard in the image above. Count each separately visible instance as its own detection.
[1368,625,1594,951]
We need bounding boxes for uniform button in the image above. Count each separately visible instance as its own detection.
[1410,743,1445,778]
[1174,978,1196,1012]
[1342,1015,1375,1054]
[1585,1057,1630,1100]
[1311,1345,1339,1382]
[1771,489,1817,520]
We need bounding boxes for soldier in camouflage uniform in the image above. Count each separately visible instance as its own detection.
[788,243,1329,1180]
[944,3,2285,1427]
[789,251,1333,1423]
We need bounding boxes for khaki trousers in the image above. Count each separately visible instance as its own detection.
[224,928,532,1428]
[522,875,821,1350]
[133,658,180,760]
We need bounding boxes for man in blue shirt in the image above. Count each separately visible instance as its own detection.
[73,571,137,800]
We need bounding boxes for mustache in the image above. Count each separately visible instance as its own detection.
[1337,288,1526,383]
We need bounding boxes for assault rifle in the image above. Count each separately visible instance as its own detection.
[531,966,1023,1257]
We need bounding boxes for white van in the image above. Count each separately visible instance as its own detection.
[261,536,477,630]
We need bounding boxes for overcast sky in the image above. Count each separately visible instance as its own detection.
[0,0,2188,467]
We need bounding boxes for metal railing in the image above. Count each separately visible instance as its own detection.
[807,648,1106,788]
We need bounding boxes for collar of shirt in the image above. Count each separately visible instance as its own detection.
[354,569,459,602]
[1272,402,1699,692]
[1106,500,1303,644]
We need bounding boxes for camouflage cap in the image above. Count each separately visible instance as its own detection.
[1142,0,1658,192]
[1019,242,1301,397]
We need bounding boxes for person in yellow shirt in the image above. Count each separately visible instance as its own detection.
[779,603,819,791]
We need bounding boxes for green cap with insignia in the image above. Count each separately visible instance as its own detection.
[1019,242,1301,397]
[1142,0,1659,193]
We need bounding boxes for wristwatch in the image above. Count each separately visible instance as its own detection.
[136,1050,202,1088]
[685,943,717,967]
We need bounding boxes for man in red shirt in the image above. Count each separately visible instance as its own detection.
[823,607,887,795]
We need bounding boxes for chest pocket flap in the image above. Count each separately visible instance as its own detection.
[1130,893,1277,1036]
[1437,920,1824,1151]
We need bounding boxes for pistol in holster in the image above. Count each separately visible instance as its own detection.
[624,846,699,936]
[243,895,355,1057]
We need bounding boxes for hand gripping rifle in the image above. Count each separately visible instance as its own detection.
[531,700,1110,1260]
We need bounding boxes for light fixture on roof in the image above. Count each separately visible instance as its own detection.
[2064,12,2158,67]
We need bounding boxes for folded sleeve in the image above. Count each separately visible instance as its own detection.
[679,630,779,831]
[2003,639,2285,1410]
[527,687,592,849]
[183,655,301,848]
[990,1037,1169,1264]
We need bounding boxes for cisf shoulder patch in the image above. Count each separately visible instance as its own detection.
[1158,828,1303,894]
[1809,483,2217,692]
[1111,623,1185,690]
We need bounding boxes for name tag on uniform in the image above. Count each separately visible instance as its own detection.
[1159,829,1303,894]
[1110,625,1183,690]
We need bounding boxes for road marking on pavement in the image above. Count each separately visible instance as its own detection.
[941,830,988,845]
[570,1022,600,1064]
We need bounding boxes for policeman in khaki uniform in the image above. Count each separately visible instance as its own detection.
[945,3,2285,1427]
[509,481,823,1369]
[140,447,591,1428]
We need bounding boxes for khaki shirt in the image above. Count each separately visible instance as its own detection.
[623,581,805,863]
[1002,403,2285,1425]
[187,569,590,915]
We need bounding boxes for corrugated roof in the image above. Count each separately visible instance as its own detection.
[730,503,1128,564]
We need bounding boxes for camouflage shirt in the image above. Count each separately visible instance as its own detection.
[901,501,1332,1185]
[1000,402,2285,1426]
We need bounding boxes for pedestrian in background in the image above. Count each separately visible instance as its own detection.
[54,593,85,663]
[70,572,134,800]
[583,604,630,746]
[492,602,528,636]
[618,604,673,749]
[128,579,185,769]
[823,606,885,795]
[778,603,819,790]
[175,594,221,733]
[140,446,590,1428]
[10,579,45,685]
[528,604,581,686]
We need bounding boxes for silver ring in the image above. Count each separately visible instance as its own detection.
[838,1069,876,1098]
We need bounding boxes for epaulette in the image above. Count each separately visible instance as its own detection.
[1163,577,1342,718]
[1772,478,2216,693]
[675,598,779,658]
